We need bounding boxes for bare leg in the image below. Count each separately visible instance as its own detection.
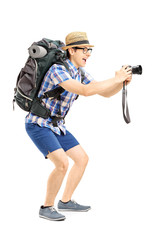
[61,145,89,202]
[44,149,69,206]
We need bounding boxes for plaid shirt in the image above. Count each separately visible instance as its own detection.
[25,59,94,135]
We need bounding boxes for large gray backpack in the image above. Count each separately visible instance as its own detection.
[13,38,83,126]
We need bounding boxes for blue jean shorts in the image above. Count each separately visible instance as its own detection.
[25,123,79,158]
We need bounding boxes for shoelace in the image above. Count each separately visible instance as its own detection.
[72,200,78,205]
[49,206,57,212]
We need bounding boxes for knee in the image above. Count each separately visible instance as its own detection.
[57,158,69,174]
[83,154,89,167]
[79,153,89,168]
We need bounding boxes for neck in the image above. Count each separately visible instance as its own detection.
[69,57,79,69]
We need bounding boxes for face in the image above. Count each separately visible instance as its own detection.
[68,46,92,68]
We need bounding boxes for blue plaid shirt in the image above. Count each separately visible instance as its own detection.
[25,59,94,135]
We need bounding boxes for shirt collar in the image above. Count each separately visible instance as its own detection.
[65,59,81,76]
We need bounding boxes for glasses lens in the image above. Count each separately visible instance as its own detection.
[88,48,92,54]
[83,48,92,54]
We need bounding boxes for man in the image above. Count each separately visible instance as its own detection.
[25,32,132,221]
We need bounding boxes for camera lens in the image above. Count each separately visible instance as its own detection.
[132,65,142,75]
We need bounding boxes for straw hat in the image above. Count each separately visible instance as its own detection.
[62,32,94,50]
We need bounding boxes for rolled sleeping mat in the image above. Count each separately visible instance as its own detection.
[28,45,47,58]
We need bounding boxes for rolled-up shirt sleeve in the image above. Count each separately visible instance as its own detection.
[49,64,72,86]
[82,70,94,85]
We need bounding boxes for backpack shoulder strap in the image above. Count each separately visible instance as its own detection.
[43,86,65,100]
[74,68,85,100]
[43,60,71,100]
[79,68,85,83]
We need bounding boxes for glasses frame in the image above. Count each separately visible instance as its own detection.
[73,47,93,54]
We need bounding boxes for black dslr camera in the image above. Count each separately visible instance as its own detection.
[128,65,142,75]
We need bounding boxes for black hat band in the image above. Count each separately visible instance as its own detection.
[66,40,89,46]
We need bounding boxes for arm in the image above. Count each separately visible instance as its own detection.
[87,80,123,98]
[59,65,132,97]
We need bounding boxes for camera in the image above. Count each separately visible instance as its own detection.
[129,65,142,75]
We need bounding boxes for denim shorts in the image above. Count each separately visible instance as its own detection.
[25,123,79,158]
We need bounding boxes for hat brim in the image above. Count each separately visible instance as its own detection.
[62,44,94,51]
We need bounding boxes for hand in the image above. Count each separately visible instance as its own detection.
[115,65,132,84]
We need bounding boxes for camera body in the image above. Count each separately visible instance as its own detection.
[128,65,142,75]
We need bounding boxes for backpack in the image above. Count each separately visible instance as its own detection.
[13,38,85,126]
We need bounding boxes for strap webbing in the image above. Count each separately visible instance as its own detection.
[39,63,86,125]
[122,81,131,124]
[43,87,65,99]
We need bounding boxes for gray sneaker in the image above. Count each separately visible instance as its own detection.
[58,200,91,212]
[39,206,66,221]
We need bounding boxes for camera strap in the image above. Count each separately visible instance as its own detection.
[122,81,131,124]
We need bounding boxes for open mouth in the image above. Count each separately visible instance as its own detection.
[82,58,87,63]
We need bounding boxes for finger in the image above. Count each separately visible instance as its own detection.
[126,71,132,76]
[124,71,132,77]
[122,65,132,72]
[126,68,132,73]
[122,65,129,70]
[121,65,128,71]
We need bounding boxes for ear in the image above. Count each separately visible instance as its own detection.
[68,47,75,56]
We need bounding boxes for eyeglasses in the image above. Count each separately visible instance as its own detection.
[73,47,93,54]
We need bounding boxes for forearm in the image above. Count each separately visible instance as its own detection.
[98,81,123,97]
[87,65,132,98]
[84,78,122,97]
[59,77,120,97]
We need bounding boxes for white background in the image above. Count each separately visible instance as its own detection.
[1,0,160,239]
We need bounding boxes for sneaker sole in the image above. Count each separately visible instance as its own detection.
[39,215,66,221]
[58,207,91,212]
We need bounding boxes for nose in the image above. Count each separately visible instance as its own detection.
[86,52,91,57]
